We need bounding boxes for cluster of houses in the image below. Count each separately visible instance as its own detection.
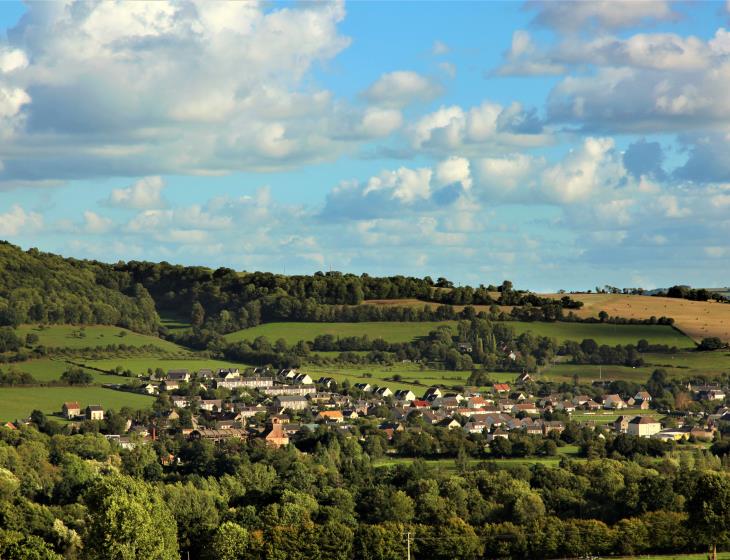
[42,366,728,454]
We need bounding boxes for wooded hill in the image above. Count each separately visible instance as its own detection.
[0,242,159,334]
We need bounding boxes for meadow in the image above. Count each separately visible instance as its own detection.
[225,320,692,347]
[0,386,153,422]
[7,358,113,384]
[16,324,186,353]
[78,357,253,377]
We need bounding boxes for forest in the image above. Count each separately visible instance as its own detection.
[2,416,730,560]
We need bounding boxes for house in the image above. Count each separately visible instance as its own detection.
[166,369,190,382]
[317,377,336,388]
[62,401,81,420]
[188,428,247,443]
[437,418,461,430]
[373,386,393,398]
[572,395,591,406]
[343,410,359,420]
[634,390,652,403]
[543,421,565,435]
[262,417,289,447]
[602,394,628,409]
[317,410,344,423]
[197,369,214,379]
[699,389,727,401]
[411,399,430,409]
[85,405,104,421]
[512,403,539,415]
[613,415,632,433]
[354,383,372,392]
[463,421,488,434]
[493,383,510,394]
[273,395,309,411]
[171,396,190,408]
[394,389,416,402]
[200,399,223,412]
[488,429,509,441]
[160,380,179,392]
[141,383,158,395]
[627,416,661,437]
[292,373,314,385]
[423,387,442,400]
[515,372,532,384]
[218,369,241,381]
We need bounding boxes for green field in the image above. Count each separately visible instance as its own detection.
[16,324,186,353]
[569,408,664,425]
[6,358,114,384]
[80,357,252,377]
[225,320,693,347]
[0,386,154,422]
[374,446,582,471]
[612,555,730,560]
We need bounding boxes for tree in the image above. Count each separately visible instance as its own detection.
[60,367,93,385]
[699,337,724,351]
[687,471,730,559]
[190,302,205,328]
[2,535,63,560]
[83,474,178,560]
[209,522,249,560]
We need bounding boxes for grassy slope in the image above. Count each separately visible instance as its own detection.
[16,324,185,353]
[225,320,692,347]
[80,357,252,377]
[0,386,153,422]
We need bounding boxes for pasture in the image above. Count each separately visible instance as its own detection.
[79,357,253,377]
[224,320,692,347]
[7,358,113,384]
[16,324,185,353]
[0,386,153,422]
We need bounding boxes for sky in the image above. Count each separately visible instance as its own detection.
[1,1,730,292]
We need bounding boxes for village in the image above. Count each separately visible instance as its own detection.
[44,366,727,458]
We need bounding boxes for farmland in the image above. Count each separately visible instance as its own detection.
[542,292,730,343]
[0,386,153,422]
[78,357,252,377]
[225,320,692,347]
[15,324,186,353]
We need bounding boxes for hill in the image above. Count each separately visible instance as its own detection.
[0,242,159,333]
[541,293,730,342]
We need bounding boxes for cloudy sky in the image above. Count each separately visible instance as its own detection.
[1,1,729,291]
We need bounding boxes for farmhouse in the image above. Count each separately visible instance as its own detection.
[85,405,104,421]
[627,416,661,437]
[62,401,81,419]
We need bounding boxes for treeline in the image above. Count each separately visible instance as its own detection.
[3,418,730,559]
[664,285,727,302]
[0,242,159,333]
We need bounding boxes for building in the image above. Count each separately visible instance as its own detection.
[273,395,309,411]
[166,369,190,382]
[627,416,661,437]
[394,389,416,402]
[602,394,628,409]
[85,405,104,421]
[262,417,289,447]
[263,384,316,397]
[62,401,81,420]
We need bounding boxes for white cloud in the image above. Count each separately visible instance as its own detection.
[359,108,403,137]
[364,167,433,203]
[363,71,442,108]
[83,211,113,234]
[0,205,43,235]
[432,41,449,55]
[435,157,472,190]
[0,1,360,184]
[108,176,166,209]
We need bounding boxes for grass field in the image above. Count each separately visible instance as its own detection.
[6,358,115,384]
[569,408,664,425]
[542,292,730,343]
[80,357,252,377]
[374,446,582,471]
[16,324,186,353]
[611,555,730,560]
[0,386,154,422]
[225,320,692,347]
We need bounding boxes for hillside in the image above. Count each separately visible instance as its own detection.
[0,242,160,333]
[541,293,730,343]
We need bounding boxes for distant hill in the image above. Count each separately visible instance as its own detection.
[0,242,159,334]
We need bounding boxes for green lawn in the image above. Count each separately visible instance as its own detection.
[612,555,730,560]
[643,350,730,377]
[536,363,657,384]
[0,386,154,422]
[16,324,185,353]
[80,357,252,377]
[225,320,694,348]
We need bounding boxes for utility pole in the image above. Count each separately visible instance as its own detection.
[405,531,412,560]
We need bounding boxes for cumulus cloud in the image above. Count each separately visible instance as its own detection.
[411,100,549,153]
[0,205,43,235]
[0,1,398,184]
[363,71,442,108]
[107,176,166,209]
[83,211,113,234]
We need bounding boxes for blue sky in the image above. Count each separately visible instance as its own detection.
[1,1,730,291]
